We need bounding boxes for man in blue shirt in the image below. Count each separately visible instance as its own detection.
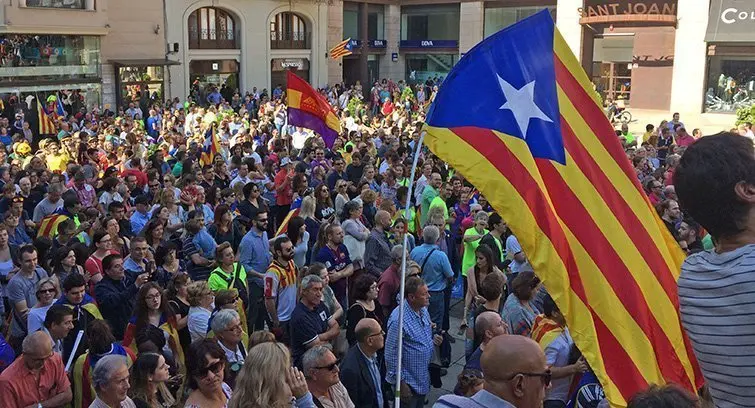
[238,208,271,332]
[410,225,453,329]
[386,277,443,408]
[207,87,222,105]
[129,195,151,235]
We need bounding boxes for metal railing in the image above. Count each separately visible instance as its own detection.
[270,31,311,49]
[188,29,238,50]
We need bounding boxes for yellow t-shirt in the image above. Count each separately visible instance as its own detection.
[47,153,69,173]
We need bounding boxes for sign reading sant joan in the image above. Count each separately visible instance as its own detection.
[579,0,677,17]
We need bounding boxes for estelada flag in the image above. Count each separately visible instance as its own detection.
[37,99,56,135]
[287,71,341,148]
[200,126,221,167]
[329,38,354,60]
[424,10,701,406]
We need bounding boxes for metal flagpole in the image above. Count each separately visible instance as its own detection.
[394,130,426,408]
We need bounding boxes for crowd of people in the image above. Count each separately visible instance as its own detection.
[0,75,746,408]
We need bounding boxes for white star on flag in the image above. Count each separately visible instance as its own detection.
[497,75,552,139]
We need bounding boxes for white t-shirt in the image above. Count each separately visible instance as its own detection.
[544,328,575,403]
[506,235,533,274]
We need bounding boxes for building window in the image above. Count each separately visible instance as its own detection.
[0,34,101,86]
[484,5,555,38]
[401,4,460,41]
[23,0,86,9]
[119,66,164,108]
[188,7,238,50]
[270,12,310,49]
[705,55,755,113]
[406,54,459,84]
[343,3,385,40]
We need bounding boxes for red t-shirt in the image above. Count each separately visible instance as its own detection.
[274,168,293,206]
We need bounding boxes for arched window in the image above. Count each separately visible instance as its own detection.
[270,12,310,49]
[188,7,238,49]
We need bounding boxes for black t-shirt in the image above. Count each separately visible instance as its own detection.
[169,297,191,353]
[315,202,335,221]
[290,301,330,368]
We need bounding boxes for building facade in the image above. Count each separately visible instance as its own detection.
[163,0,331,103]
[0,0,168,113]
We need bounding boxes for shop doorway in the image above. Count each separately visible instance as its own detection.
[189,59,239,105]
[591,35,634,105]
[271,58,309,90]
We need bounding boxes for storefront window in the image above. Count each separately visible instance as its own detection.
[343,3,384,40]
[24,0,86,9]
[591,36,634,104]
[705,55,755,113]
[484,6,555,38]
[0,86,102,117]
[0,34,101,84]
[406,54,458,84]
[401,5,460,41]
[119,66,164,108]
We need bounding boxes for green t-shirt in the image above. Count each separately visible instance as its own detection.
[462,227,488,277]
[208,263,248,292]
[420,185,439,227]
[429,196,449,222]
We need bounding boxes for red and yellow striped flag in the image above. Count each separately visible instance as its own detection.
[37,214,67,239]
[329,38,353,60]
[37,99,56,135]
[423,11,701,406]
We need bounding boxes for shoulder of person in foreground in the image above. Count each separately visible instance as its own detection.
[433,394,476,407]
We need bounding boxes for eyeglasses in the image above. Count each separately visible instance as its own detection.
[195,361,224,378]
[504,370,552,387]
[315,360,340,371]
[37,288,56,295]
[368,330,385,338]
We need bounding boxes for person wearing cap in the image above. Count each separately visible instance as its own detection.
[273,156,294,228]
[130,195,152,236]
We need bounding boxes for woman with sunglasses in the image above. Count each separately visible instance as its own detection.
[314,184,334,221]
[184,339,233,408]
[228,342,313,408]
[27,277,59,334]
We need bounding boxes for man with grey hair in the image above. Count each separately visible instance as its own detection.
[363,210,394,279]
[33,181,64,222]
[291,274,340,368]
[0,331,72,407]
[378,244,407,317]
[210,308,245,387]
[90,354,135,408]
[303,345,355,408]
[410,225,453,330]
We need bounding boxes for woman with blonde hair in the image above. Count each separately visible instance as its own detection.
[228,342,314,408]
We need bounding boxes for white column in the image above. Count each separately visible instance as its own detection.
[669,0,709,116]
[556,0,582,57]
[459,1,483,54]
[379,4,403,81]
[101,63,116,109]
[327,0,344,85]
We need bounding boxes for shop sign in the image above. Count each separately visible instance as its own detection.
[578,1,677,17]
[706,0,755,42]
[347,39,387,49]
[272,58,309,71]
[399,40,459,49]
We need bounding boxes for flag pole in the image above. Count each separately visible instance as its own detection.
[394,129,426,407]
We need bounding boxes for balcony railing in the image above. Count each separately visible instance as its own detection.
[270,31,311,50]
[188,29,238,50]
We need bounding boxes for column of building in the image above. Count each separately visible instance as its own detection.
[459,1,484,55]
[379,4,403,81]
[669,0,709,118]
[327,0,344,85]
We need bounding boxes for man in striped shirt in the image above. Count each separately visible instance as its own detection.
[674,133,755,408]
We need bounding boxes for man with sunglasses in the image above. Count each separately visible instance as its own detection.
[303,345,355,408]
[0,331,72,408]
[434,335,550,408]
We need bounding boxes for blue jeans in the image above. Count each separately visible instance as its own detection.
[428,290,445,327]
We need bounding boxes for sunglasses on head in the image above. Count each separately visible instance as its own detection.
[195,361,224,378]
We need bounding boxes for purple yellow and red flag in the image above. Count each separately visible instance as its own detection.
[424,10,701,406]
[286,71,341,148]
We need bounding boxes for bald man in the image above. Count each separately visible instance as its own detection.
[0,331,72,407]
[364,210,394,279]
[465,311,507,372]
[341,318,388,408]
[435,335,549,408]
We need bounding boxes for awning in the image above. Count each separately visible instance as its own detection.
[109,59,181,67]
[706,0,755,42]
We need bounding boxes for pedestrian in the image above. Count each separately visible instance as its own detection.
[90,354,136,408]
[340,318,388,408]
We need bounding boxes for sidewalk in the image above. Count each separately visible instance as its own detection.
[427,298,467,406]
[626,109,736,136]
